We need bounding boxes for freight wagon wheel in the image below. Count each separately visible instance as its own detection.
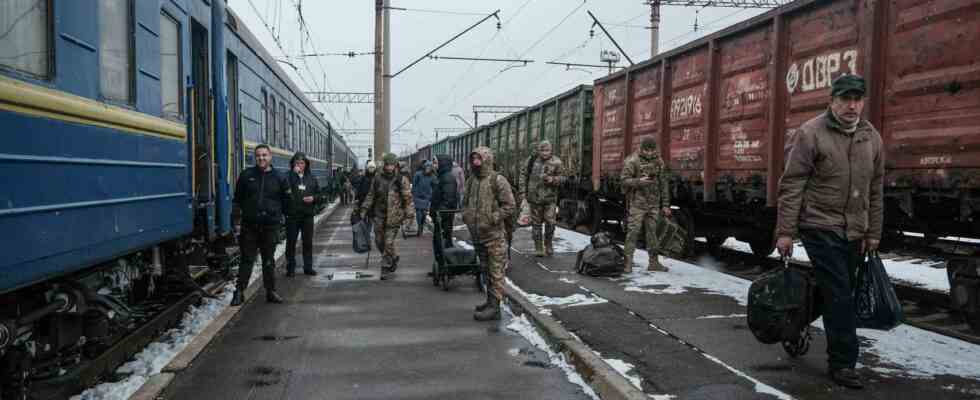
[705,236,727,255]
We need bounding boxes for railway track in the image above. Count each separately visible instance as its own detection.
[22,271,232,400]
[558,222,980,346]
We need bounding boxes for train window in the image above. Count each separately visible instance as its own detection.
[100,0,133,103]
[269,94,276,145]
[0,0,50,78]
[288,110,294,149]
[279,102,285,148]
[160,12,181,120]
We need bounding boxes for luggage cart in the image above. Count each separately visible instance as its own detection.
[430,209,484,291]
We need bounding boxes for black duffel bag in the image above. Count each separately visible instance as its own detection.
[576,232,626,277]
[747,259,821,356]
[352,219,372,254]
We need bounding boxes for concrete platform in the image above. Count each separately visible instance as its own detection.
[480,227,980,399]
[160,207,592,400]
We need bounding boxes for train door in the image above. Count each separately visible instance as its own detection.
[190,21,215,236]
[227,52,241,184]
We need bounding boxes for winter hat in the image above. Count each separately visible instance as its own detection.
[640,137,658,151]
[366,161,377,171]
[382,153,398,165]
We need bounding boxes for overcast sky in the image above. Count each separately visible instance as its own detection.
[228,0,778,161]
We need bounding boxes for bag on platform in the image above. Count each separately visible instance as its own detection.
[402,219,419,238]
[747,260,821,348]
[654,217,688,258]
[575,232,626,277]
[352,220,372,254]
[854,252,904,330]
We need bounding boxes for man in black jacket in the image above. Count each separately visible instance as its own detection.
[231,144,290,305]
[354,161,377,210]
[285,152,320,277]
[430,154,459,249]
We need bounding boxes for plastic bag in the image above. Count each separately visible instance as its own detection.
[854,252,904,330]
[517,199,531,226]
[352,220,372,254]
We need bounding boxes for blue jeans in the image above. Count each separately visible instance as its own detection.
[800,228,862,371]
[416,208,428,233]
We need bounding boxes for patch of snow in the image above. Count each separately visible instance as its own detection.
[696,313,747,320]
[724,238,950,293]
[455,240,474,250]
[701,353,795,400]
[506,311,600,400]
[809,318,980,379]
[620,251,753,306]
[650,395,678,400]
[524,293,608,308]
[71,284,233,400]
[553,229,593,253]
[559,277,578,284]
[603,358,644,390]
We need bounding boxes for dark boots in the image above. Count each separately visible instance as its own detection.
[473,292,501,321]
[303,267,317,276]
[474,291,492,312]
[829,368,863,389]
[266,290,284,303]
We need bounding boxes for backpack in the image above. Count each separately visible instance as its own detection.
[747,262,821,355]
[522,155,537,195]
[575,232,626,277]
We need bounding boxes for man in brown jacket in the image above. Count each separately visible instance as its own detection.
[776,74,884,390]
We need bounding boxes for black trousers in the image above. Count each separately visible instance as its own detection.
[286,216,315,272]
[431,211,454,248]
[800,228,862,371]
[238,223,279,293]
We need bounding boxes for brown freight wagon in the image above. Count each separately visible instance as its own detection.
[591,0,980,256]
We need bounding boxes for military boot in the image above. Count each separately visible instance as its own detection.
[474,291,492,312]
[544,238,554,257]
[647,254,669,272]
[623,254,633,273]
[473,293,501,321]
[266,290,284,303]
[534,241,545,257]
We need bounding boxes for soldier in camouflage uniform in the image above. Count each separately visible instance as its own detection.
[462,146,516,321]
[355,153,415,279]
[621,137,672,273]
[519,140,565,257]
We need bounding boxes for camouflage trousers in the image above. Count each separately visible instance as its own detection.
[529,202,557,243]
[475,239,508,301]
[624,206,663,261]
[373,222,401,266]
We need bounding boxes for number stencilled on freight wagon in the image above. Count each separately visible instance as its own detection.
[670,92,703,120]
[786,49,858,94]
[920,155,953,166]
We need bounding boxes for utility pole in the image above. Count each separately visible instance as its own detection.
[649,1,661,56]
[374,0,390,162]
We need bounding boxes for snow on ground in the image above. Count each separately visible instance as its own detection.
[600,356,644,390]
[505,310,600,400]
[71,285,233,400]
[620,252,753,306]
[722,237,950,293]
[553,229,593,253]
[71,204,341,400]
[506,278,607,309]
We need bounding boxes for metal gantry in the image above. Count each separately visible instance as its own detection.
[305,91,375,104]
[648,1,786,8]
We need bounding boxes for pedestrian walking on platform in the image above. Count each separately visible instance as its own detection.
[231,144,289,305]
[354,161,376,211]
[621,137,672,273]
[412,161,435,237]
[462,147,516,321]
[519,140,565,257]
[355,154,414,279]
[431,154,459,249]
[452,161,465,208]
[776,74,883,390]
[285,152,320,277]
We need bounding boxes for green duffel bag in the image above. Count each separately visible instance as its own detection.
[747,260,821,356]
[654,217,688,258]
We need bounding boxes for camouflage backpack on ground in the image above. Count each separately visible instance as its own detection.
[576,232,626,277]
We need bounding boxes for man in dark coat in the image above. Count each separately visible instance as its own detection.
[430,154,459,248]
[231,144,289,305]
[412,161,435,237]
[354,161,377,210]
[285,152,320,277]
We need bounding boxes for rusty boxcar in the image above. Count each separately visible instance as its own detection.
[588,0,980,256]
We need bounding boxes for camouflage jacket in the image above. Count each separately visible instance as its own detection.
[462,147,516,244]
[621,152,670,210]
[358,172,414,228]
[519,155,565,205]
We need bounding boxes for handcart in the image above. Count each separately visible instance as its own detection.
[430,209,484,291]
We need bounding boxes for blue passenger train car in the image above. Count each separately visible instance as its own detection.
[0,0,353,394]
